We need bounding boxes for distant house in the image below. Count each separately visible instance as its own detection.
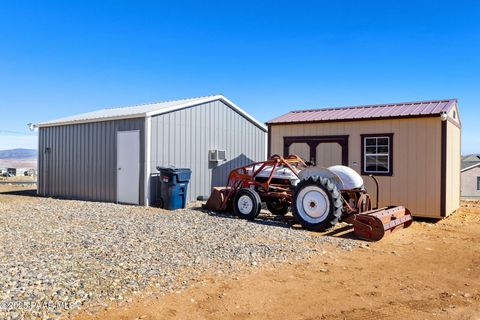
[6,168,28,176]
[461,155,480,198]
[17,168,28,176]
[462,154,480,165]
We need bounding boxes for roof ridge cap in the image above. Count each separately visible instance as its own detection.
[290,98,457,113]
[100,94,221,111]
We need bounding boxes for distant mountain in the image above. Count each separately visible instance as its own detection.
[0,148,37,160]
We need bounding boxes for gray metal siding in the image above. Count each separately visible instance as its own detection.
[38,118,145,204]
[150,100,266,202]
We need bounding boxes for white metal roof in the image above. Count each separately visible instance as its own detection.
[35,94,267,131]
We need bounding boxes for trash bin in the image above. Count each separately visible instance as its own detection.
[156,167,192,210]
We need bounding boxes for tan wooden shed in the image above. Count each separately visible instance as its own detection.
[267,99,461,218]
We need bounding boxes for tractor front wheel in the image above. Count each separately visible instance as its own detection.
[292,177,342,231]
[233,188,262,220]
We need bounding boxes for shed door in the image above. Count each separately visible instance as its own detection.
[316,143,342,167]
[284,135,349,166]
[117,130,140,204]
[288,143,310,162]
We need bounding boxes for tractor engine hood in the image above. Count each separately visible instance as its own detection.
[298,165,364,190]
[248,163,364,191]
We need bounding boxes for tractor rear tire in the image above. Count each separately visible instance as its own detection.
[292,176,343,231]
[233,188,262,220]
[266,201,290,216]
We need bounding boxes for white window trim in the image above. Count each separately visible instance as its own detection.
[364,136,390,174]
[477,176,480,191]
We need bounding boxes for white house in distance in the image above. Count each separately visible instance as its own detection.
[461,154,480,199]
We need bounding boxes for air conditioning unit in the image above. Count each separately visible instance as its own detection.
[209,149,226,162]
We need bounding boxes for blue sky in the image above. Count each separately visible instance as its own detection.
[0,1,478,153]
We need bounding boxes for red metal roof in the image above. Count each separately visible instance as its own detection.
[267,99,457,124]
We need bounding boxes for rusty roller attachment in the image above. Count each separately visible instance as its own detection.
[344,206,413,241]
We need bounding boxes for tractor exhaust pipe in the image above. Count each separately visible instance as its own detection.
[369,174,379,210]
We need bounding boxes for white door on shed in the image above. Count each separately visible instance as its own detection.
[117,130,140,204]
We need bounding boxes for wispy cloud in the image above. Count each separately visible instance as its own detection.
[0,135,38,150]
[0,130,37,136]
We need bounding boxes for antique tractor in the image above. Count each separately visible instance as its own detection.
[205,155,412,241]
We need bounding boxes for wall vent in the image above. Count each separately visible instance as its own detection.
[209,149,226,162]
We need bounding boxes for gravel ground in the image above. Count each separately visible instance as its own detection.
[0,196,358,319]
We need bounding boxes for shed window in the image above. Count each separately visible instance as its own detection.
[361,134,393,176]
[477,177,480,191]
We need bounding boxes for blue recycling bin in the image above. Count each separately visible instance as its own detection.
[156,167,191,210]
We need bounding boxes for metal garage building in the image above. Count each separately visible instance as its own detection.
[267,99,461,218]
[35,95,267,205]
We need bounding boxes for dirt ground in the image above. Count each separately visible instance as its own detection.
[72,201,480,320]
[1,185,479,319]
[0,175,36,182]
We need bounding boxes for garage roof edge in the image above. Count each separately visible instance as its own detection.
[34,95,267,132]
